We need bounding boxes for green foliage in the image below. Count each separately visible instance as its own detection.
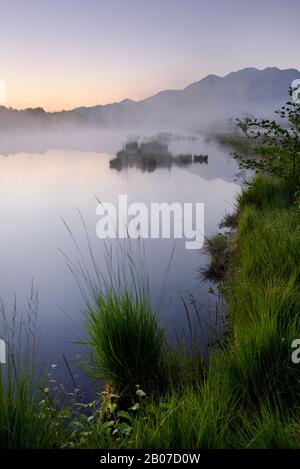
[237,174,293,210]
[124,175,300,449]
[0,297,68,448]
[235,87,300,187]
[202,233,236,282]
[214,132,254,155]
[130,384,235,449]
[223,179,300,412]
[219,211,239,229]
[164,346,206,391]
[236,404,300,449]
[83,291,166,394]
[295,189,300,210]
[69,385,147,448]
[0,370,71,449]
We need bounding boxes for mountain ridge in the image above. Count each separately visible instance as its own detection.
[73,66,300,112]
[1,67,299,132]
[72,67,300,129]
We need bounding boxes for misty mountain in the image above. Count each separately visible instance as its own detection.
[73,67,300,129]
[0,106,88,132]
[1,67,299,134]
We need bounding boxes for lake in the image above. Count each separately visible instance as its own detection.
[0,132,243,393]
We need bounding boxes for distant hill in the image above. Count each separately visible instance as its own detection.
[0,105,87,131]
[73,67,300,129]
[1,67,299,133]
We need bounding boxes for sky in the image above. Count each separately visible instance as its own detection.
[1,0,300,111]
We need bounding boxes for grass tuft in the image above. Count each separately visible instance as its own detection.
[84,291,166,395]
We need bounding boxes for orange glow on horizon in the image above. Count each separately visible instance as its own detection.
[4,86,133,112]
[1,55,196,111]
[3,74,177,112]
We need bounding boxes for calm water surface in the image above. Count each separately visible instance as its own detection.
[0,133,243,391]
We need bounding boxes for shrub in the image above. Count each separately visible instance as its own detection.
[235,87,300,188]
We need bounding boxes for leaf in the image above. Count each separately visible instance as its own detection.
[99,420,114,432]
[129,402,139,411]
[108,402,117,413]
[117,410,133,421]
[136,389,146,398]
[88,400,97,408]
[59,409,71,419]
[116,422,132,435]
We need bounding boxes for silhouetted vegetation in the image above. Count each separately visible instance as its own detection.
[234,88,300,188]
[109,140,208,172]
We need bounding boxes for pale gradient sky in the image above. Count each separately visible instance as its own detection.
[1,0,299,111]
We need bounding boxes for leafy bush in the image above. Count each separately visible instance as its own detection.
[235,87,300,188]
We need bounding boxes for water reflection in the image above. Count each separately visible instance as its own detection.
[109,139,209,172]
[0,133,244,390]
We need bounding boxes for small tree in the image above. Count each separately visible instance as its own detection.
[234,87,300,188]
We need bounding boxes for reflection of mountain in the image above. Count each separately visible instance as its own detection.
[182,152,247,184]
[0,67,299,137]
[178,137,249,183]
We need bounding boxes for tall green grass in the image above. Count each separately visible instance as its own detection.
[237,174,294,211]
[131,384,235,449]
[0,292,68,448]
[84,291,166,394]
[62,220,167,394]
[236,403,300,449]
[0,370,66,448]
[118,175,300,448]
